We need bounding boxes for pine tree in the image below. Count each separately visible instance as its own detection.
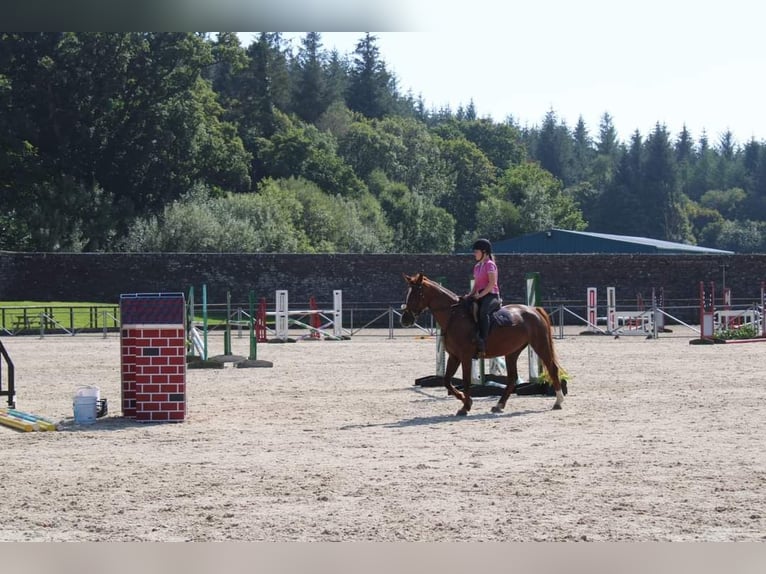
[675,124,695,199]
[346,33,394,119]
[535,109,574,185]
[292,33,327,124]
[643,123,688,241]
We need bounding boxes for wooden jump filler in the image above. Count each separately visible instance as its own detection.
[120,292,187,422]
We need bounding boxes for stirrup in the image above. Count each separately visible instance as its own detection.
[474,339,485,359]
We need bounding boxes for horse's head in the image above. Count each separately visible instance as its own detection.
[400,273,428,327]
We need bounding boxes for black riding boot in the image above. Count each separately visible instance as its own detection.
[476,314,489,356]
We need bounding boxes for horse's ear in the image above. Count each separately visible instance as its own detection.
[403,273,413,284]
[415,272,424,284]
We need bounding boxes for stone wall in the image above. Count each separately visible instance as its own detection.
[1,252,764,313]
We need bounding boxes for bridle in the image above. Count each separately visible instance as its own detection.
[402,280,458,316]
[401,282,426,318]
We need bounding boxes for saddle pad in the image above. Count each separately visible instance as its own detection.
[490,307,516,328]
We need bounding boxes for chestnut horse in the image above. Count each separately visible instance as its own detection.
[400,273,566,416]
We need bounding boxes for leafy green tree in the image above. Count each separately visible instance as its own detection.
[488,162,585,234]
[119,183,306,252]
[699,188,747,220]
[337,118,403,181]
[121,178,393,253]
[701,219,766,253]
[277,177,393,253]
[0,32,250,250]
[684,198,724,243]
[377,116,454,203]
[446,118,526,173]
[437,137,497,241]
[371,170,454,253]
[473,195,523,240]
[255,110,365,198]
[316,100,356,139]
[338,115,455,210]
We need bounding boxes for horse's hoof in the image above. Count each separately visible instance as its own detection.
[456,409,468,416]
[491,405,503,414]
[552,403,562,410]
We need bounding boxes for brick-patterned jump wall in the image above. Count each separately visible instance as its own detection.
[1,251,765,309]
[120,293,186,423]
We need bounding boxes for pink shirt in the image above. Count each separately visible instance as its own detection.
[473,259,500,295]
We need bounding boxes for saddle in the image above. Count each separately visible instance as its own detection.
[465,298,515,329]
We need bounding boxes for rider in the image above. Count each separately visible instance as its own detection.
[467,238,501,356]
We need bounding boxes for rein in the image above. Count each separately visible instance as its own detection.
[409,280,462,315]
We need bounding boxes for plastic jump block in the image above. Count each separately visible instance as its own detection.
[0,410,35,432]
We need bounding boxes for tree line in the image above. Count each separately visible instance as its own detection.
[2,32,765,253]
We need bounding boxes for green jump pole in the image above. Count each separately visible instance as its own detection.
[525,272,542,381]
[202,284,208,361]
[224,291,232,356]
[248,290,257,361]
[188,286,195,357]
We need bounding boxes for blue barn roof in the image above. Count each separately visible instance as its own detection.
[477,229,734,255]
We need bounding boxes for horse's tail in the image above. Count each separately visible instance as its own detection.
[535,306,562,373]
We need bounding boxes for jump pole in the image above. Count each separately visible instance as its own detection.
[209,290,246,364]
[235,290,273,368]
[608,286,622,334]
[526,272,542,382]
[587,287,599,333]
[224,291,232,355]
[270,290,293,343]
[690,281,718,344]
[333,290,344,339]
[202,284,208,360]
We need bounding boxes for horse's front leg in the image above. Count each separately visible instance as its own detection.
[442,353,464,401]
[456,358,473,416]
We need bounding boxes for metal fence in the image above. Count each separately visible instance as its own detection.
[1,295,761,340]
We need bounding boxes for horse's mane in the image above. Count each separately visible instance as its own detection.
[421,275,460,301]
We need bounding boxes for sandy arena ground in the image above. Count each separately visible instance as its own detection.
[0,325,764,542]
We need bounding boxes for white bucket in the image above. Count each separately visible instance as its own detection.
[73,396,97,424]
[73,386,100,424]
[74,385,100,401]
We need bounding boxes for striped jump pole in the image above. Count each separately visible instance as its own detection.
[235,290,273,368]
[701,281,715,340]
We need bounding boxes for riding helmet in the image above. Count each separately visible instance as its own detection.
[472,238,492,254]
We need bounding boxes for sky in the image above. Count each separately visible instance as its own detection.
[235,0,766,146]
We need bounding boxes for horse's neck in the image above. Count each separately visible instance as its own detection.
[426,284,458,330]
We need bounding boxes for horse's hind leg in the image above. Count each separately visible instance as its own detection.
[530,337,564,410]
[492,349,522,413]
